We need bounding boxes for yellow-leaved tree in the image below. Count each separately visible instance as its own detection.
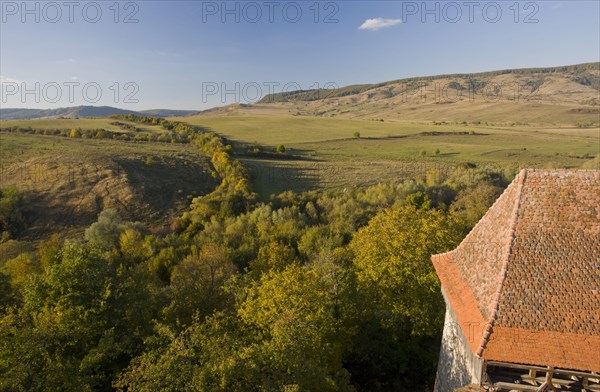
[68,128,81,138]
[237,263,354,392]
[350,205,461,336]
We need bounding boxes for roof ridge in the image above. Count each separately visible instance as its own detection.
[475,168,528,357]
[445,170,520,258]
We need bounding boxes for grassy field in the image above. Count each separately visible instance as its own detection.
[0,130,205,166]
[1,132,216,239]
[2,113,598,202]
[182,113,599,151]
[298,128,598,161]
[182,114,421,144]
[0,117,166,133]
[179,113,599,197]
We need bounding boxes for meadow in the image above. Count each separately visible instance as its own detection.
[0,131,215,239]
[0,117,166,133]
[3,114,597,200]
[179,113,599,197]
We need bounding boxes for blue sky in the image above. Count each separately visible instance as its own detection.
[1,0,599,110]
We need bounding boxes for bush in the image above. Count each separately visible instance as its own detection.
[353,132,361,139]
[84,209,125,249]
[276,144,286,153]
[0,187,28,239]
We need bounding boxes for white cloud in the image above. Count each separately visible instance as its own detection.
[0,75,22,84]
[358,17,401,31]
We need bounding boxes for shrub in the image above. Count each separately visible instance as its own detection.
[0,187,28,239]
[84,209,124,249]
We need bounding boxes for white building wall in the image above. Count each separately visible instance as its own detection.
[434,287,484,392]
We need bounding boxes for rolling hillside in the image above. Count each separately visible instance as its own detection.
[0,133,216,240]
[196,62,600,126]
[260,62,600,103]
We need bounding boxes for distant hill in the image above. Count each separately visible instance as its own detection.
[218,62,598,125]
[139,109,198,117]
[259,62,600,104]
[0,106,197,120]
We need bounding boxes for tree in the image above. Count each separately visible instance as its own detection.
[148,246,179,284]
[163,244,237,328]
[0,186,27,238]
[0,271,15,312]
[276,144,286,153]
[85,209,124,249]
[3,252,42,290]
[38,234,62,270]
[347,206,463,389]
[115,313,250,391]
[119,262,355,391]
[0,241,160,390]
[350,205,461,335]
[249,240,296,276]
[404,191,433,210]
[236,263,354,391]
[353,132,361,138]
[450,183,503,229]
[119,228,152,264]
[0,243,119,389]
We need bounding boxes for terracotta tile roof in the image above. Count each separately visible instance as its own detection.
[432,169,600,372]
[433,252,487,354]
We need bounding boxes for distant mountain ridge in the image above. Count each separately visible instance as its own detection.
[215,61,599,124]
[259,62,600,103]
[0,106,198,120]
